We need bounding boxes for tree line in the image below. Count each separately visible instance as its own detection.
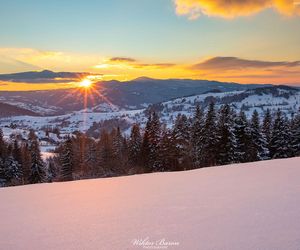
[1,102,300,187]
[0,130,45,186]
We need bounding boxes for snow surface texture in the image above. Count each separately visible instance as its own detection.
[0,158,300,250]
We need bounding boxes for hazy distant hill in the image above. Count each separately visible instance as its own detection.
[0,102,38,118]
[0,71,271,115]
[0,70,89,83]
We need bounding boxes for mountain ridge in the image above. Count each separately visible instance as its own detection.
[0,72,272,115]
[0,102,38,118]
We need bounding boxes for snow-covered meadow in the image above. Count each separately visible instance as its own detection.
[0,157,300,250]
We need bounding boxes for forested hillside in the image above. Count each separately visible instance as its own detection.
[1,102,300,187]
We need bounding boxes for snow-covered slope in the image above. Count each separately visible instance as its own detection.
[157,85,300,121]
[0,157,300,250]
[0,109,144,135]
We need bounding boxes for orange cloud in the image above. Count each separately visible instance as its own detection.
[192,57,300,70]
[174,0,300,19]
[190,56,300,84]
[94,57,176,71]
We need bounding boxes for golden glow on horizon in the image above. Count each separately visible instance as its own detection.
[1,51,300,91]
[1,67,300,91]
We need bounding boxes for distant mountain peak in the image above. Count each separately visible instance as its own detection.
[40,69,53,73]
[132,77,155,82]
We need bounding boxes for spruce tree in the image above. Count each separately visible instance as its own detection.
[234,110,251,163]
[128,124,142,167]
[202,102,218,167]
[0,128,7,186]
[98,130,113,175]
[112,127,123,162]
[85,139,98,177]
[0,128,7,160]
[28,132,45,184]
[173,114,191,170]
[2,155,21,186]
[60,137,74,181]
[269,109,291,159]
[111,127,126,174]
[147,112,162,172]
[21,143,31,184]
[47,158,57,182]
[216,104,236,165]
[13,139,22,166]
[190,105,204,168]
[262,109,272,156]
[160,129,179,171]
[249,110,268,161]
[291,110,300,156]
[141,129,151,172]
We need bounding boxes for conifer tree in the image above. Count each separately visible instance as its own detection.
[128,124,142,167]
[190,105,204,168]
[216,104,236,165]
[21,143,31,184]
[60,137,74,181]
[1,155,21,186]
[111,127,126,174]
[249,110,268,161]
[202,102,218,167]
[140,129,151,172]
[173,114,191,170]
[121,137,129,169]
[147,112,162,171]
[28,131,45,184]
[98,130,113,175]
[234,110,251,163]
[291,110,300,156]
[0,129,6,186]
[262,109,272,155]
[0,128,7,160]
[112,127,124,162]
[85,139,98,176]
[262,109,272,141]
[160,129,179,171]
[47,158,57,182]
[269,109,291,159]
[13,139,22,166]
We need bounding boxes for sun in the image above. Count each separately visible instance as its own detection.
[78,79,92,88]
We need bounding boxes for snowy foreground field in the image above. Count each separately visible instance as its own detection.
[1,158,300,250]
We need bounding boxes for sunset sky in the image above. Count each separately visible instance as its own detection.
[1,0,300,90]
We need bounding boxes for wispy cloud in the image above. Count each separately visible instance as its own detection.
[0,48,101,74]
[109,57,137,63]
[174,0,300,19]
[0,56,41,73]
[95,57,176,70]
